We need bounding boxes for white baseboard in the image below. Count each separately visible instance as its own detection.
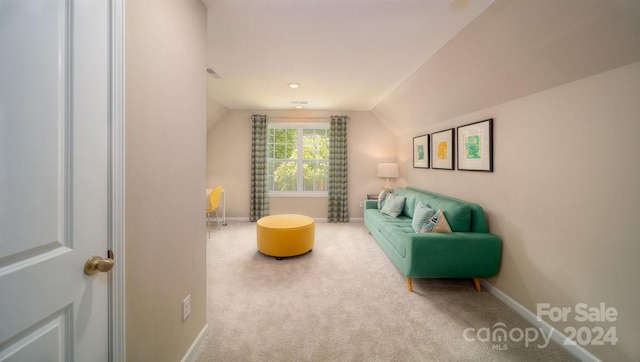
[480,280,601,362]
[223,217,250,222]
[181,323,209,362]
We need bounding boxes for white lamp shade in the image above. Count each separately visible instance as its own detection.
[377,163,399,178]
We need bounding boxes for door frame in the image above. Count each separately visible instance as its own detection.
[109,0,125,360]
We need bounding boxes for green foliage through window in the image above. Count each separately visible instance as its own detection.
[267,125,329,192]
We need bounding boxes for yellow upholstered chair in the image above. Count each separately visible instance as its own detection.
[206,186,223,235]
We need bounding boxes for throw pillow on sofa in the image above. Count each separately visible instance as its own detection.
[412,200,436,232]
[420,209,452,233]
[377,189,393,210]
[380,194,406,217]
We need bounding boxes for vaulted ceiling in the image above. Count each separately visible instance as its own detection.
[202,0,494,111]
[373,0,640,133]
[203,0,640,131]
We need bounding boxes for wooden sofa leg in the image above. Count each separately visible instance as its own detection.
[473,278,482,292]
[406,277,413,292]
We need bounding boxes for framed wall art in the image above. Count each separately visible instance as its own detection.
[457,118,493,172]
[412,134,429,168]
[431,128,455,170]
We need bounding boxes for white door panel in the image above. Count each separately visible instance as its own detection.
[0,0,110,360]
[0,0,61,257]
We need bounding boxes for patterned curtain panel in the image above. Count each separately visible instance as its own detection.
[328,115,349,222]
[250,114,269,221]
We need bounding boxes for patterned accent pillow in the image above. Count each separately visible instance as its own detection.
[420,209,452,233]
[380,195,406,217]
[412,201,436,233]
[377,189,393,210]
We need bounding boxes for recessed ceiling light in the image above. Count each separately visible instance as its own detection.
[295,105,303,109]
[288,83,300,89]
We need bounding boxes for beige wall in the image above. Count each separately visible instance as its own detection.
[125,0,207,360]
[206,110,397,219]
[392,62,640,361]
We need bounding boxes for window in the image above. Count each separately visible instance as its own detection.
[267,123,329,195]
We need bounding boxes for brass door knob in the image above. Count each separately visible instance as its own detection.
[84,250,115,275]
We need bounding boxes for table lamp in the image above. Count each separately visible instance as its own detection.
[377,163,399,190]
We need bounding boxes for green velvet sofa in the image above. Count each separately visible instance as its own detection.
[364,186,501,292]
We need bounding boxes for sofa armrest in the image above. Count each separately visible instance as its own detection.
[404,232,502,277]
[364,199,378,210]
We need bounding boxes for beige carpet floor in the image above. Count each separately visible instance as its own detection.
[194,221,577,361]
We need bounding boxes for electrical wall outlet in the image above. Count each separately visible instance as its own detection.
[360,201,364,207]
[182,294,191,321]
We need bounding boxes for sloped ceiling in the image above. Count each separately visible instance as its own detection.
[372,0,640,134]
[204,0,640,132]
[203,0,494,111]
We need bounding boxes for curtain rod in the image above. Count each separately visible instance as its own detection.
[267,115,350,119]
[267,116,330,120]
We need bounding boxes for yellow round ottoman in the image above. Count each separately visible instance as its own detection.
[257,214,315,258]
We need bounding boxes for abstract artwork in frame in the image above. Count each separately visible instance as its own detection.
[413,134,429,168]
[431,128,455,170]
[457,118,493,172]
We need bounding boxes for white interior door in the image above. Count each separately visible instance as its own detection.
[0,1,112,360]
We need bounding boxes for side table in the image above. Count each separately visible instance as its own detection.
[367,193,379,200]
